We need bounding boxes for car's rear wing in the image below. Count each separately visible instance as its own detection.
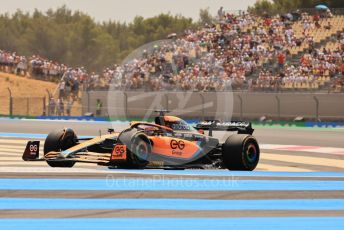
[194,121,254,136]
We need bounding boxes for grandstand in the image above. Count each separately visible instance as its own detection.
[1,8,343,96]
[290,14,344,54]
[109,8,343,93]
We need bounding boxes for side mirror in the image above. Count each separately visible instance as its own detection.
[108,128,114,134]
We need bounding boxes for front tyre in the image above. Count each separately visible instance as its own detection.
[129,134,151,168]
[44,128,77,167]
[222,134,259,171]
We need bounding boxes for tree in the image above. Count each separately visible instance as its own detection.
[199,8,214,25]
[248,0,277,15]
[0,6,198,71]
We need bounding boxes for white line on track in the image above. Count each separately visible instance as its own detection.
[260,144,344,155]
[262,153,344,169]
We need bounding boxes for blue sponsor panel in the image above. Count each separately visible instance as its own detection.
[2,115,344,129]
[0,132,47,139]
[0,115,109,121]
[0,132,94,139]
[35,116,109,121]
[0,218,343,230]
[305,122,344,128]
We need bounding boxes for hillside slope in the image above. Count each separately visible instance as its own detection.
[0,72,83,116]
[0,72,57,116]
[0,72,57,98]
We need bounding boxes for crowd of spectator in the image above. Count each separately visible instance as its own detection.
[46,67,89,116]
[0,50,66,81]
[29,56,66,81]
[47,97,74,116]
[95,8,342,92]
[94,11,293,91]
[0,51,27,75]
[253,31,343,91]
[1,8,343,94]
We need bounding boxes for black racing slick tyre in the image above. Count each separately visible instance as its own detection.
[44,128,77,168]
[222,134,259,171]
[117,129,151,169]
[129,134,151,168]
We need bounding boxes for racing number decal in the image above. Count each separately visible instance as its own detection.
[111,144,127,160]
[170,139,185,150]
[29,144,38,155]
[29,144,38,152]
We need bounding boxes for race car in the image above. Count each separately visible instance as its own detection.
[22,111,260,170]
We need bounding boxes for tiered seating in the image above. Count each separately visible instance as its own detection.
[290,15,344,55]
[241,19,263,32]
[323,41,341,51]
[282,81,320,90]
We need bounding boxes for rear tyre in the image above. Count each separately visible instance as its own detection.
[222,134,259,171]
[44,128,77,168]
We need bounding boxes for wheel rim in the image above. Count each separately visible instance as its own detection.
[246,144,257,163]
[135,142,148,160]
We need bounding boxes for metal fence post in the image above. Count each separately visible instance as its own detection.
[7,88,12,116]
[275,95,281,120]
[26,97,29,116]
[237,95,243,120]
[46,89,51,99]
[123,92,128,119]
[45,89,51,116]
[313,96,319,121]
[43,97,46,116]
[87,90,90,113]
[199,93,205,121]
[164,94,169,111]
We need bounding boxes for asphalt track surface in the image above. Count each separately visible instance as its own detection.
[0,119,343,229]
[0,119,343,147]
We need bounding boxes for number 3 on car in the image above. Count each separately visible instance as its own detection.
[111,144,127,160]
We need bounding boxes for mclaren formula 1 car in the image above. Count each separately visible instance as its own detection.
[22,111,260,170]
